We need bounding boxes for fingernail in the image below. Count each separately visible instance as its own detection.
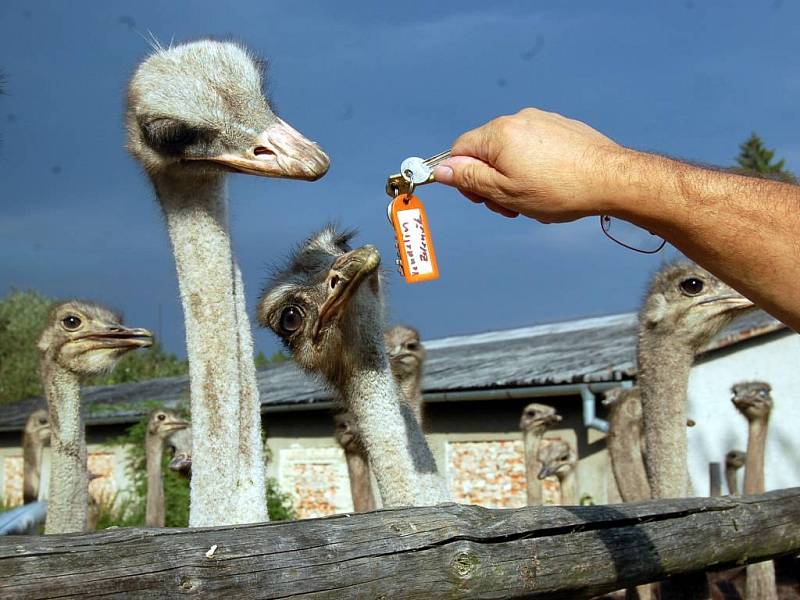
[433,164,454,185]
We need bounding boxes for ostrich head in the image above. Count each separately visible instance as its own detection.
[725,449,746,470]
[126,39,329,180]
[24,409,51,445]
[333,412,365,454]
[384,325,426,381]
[731,381,773,421]
[37,301,153,376]
[166,426,193,477]
[258,226,384,388]
[520,403,562,433]
[639,262,755,350]
[537,440,576,480]
[146,408,189,441]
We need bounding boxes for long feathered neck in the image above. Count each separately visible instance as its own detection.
[725,465,740,496]
[22,429,45,504]
[336,341,449,507]
[743,416,769,495]
[41,361,87,534]
[558,467,578,505]
[522,425,548,505]
[398,369,425,426]
[152,172,266,526]
[145,431,165,527]
[637,327,695,499]
[607,392,651,502]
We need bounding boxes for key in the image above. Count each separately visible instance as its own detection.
[386,150,451,197]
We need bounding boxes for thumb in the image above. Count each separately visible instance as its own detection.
[434,155,505,201]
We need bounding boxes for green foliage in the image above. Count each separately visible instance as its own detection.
[735,132,797,183]
[254,350,288,371]
[100,411,295,528]
[90,342,188,386]
[0,290,53,405]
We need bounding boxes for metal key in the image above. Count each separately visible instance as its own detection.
[386,150,452,197]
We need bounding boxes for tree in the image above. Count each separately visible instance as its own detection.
[0,290,53,405]
[255,350,288,371]
[735,132,797,183]
[91,342,187,386]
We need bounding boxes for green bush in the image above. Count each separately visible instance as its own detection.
[103,410,295,527]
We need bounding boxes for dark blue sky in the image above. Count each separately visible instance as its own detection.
[1,1,798,357]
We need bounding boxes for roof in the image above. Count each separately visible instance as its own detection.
[0,310,787,431]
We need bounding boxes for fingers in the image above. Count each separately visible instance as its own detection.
[433,155,509,201]
[460,189,520,219]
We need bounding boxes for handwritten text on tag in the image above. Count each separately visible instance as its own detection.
[397,207,433,277]
[389,194,439,284]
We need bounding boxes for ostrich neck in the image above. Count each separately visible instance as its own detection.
[558,468,578,505]
[743,418,768,495]
[522,427,547,505]
[145,433,165,527]
[607,399,651,502]
[340,359,448,507]
[638,331,694,499]
[22,432,44,504]
[342,448,375,512]
[41,363,87,534]
[725,466,740,496]
[398,372,424,426]
[153,173,266,526]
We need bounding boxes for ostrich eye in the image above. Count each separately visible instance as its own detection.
[62,315,82,331]
[406,341,420,351]
[279,306,303,334]
[758,389,768,398]
[157,413,166,421]
[141,118,206,156]
[679,277,704,296]
[38,417,47,425]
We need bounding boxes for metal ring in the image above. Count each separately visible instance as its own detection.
[407,181,415,197]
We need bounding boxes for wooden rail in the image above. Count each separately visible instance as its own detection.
[1,488,799,599]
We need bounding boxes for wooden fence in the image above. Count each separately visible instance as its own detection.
[1,488,799,599]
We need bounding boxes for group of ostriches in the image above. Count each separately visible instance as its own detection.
[3,39,791,598]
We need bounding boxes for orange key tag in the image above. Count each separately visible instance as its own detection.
[388,193,440,284]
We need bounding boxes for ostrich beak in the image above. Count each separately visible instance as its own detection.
[695,293,755,314]
[314,245,381,341]
[207,118,330,181]
[77,324,154,350]
[538,465,557,480]
[169,453,192,477]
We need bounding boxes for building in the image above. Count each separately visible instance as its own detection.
[0,310,795,518]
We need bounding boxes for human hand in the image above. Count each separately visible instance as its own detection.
[434,108,626,223]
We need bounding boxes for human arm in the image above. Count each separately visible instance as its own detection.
[433,108,800,330]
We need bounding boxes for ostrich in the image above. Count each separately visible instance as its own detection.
[145,409,190,527]
[126,40,329,526]
[537,439,577,505]
[258,226,450,507]
[333,412,376,512]
[638,263,754,500]
[22,409,51,504]
[167,425,193,478]
[602,387,651,502]
[519,403,561,505]
[724,449,745,496]
[732,381,778,600]
[38,300,152,534]
[384,325,427,426]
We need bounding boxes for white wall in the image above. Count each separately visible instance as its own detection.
[687,332,800,495]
